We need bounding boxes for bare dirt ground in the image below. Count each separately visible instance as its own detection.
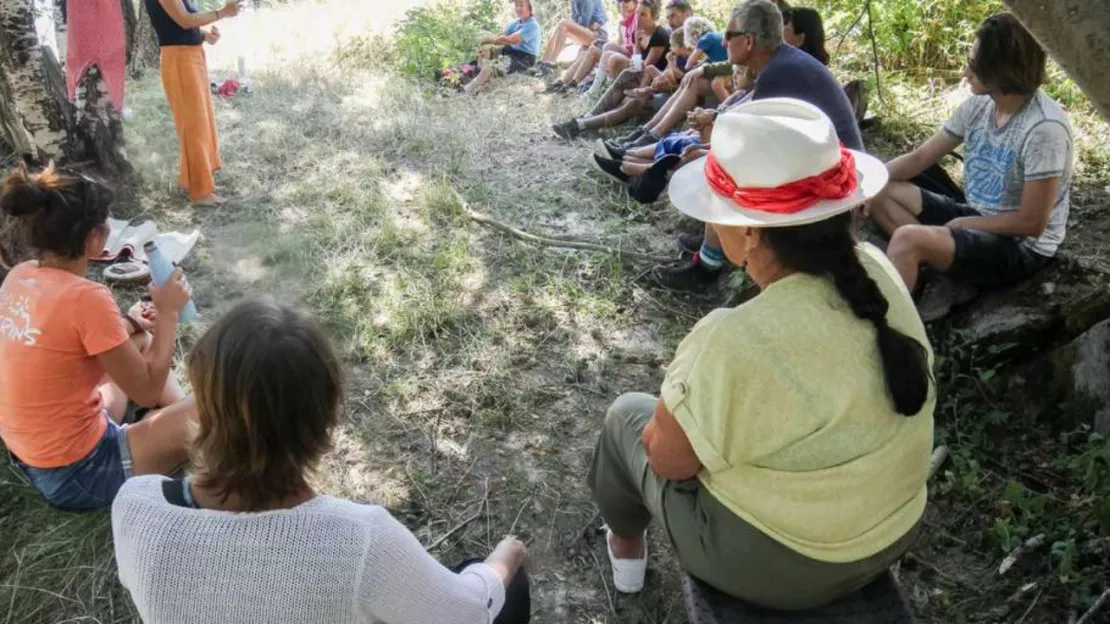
[1,2,1108,623]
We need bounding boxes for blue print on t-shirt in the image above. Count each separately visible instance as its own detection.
[963,129,1017,208]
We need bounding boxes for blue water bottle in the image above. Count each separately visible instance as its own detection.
[144,241,197,324]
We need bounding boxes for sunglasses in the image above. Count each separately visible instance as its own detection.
[724,30,753,42]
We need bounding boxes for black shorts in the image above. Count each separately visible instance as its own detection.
[917,188,1052,287]
[503,48,536,74]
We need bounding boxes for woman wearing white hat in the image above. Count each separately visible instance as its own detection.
[586,98,935,610]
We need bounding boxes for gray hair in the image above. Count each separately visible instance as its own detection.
[683,16,717,47]
[731,0,784,49]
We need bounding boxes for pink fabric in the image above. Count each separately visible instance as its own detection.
[621,11,638,53]
[66,0,126,112]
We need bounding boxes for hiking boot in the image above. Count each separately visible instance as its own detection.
[530,62,555,77]
[552,120,582,140]
[600,139,626,160]
[915,275,980,322]
[591,154,630,184]
[652,258,722,292]
[677,232,704,255]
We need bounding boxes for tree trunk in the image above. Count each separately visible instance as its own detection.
[73,64,132,177]
[1003,0,1110,122]
[125,0,159,78]
[0,0,73,160]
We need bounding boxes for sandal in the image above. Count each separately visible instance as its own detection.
[104,261,151,285]
[605,526,647,594]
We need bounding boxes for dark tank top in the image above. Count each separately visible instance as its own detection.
[145,0,204,47]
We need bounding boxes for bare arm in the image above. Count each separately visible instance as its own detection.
[641,400,702,481]
[947,177,1060,238]
[886,130,962,182]
[486,33,524,46]
[156,0,238,30]
[684,49,706,72]
[97,312,178,407]
[643,45,665,70]
[97,269,191,407]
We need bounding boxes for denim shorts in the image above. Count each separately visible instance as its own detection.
[655,133,703,160]
[9,413,133,511]
[917,188,1052,287]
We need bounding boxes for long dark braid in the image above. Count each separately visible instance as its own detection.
[761,213,931,416]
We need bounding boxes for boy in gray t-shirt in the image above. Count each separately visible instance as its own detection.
[867,13,1073,297]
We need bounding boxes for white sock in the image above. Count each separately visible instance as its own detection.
[575,118,587,130]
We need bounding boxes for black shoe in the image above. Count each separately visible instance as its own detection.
[677,232,704,255]
[625,132,659,149]
[557,81,578,95]
[544,80,565,93]
[530,62,555,77]
[552,120,582,140]
[651,259,722,292]
[591,154,630,184]
[600,139,626,160]
[627,154,680,204]
[616,127,647,146]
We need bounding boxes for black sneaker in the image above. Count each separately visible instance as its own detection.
[677,232,704,255]
[600,139,626,160]
[651,259,723,292]
[530,62,555,77]
[616,127,647,146]
[625,132,659,149]
[556,81,578,95]
[552,120,582,140]
[627,154,680,205]
[591,154,630,184]
[544,80,565,94]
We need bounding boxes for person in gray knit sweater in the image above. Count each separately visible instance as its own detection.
[111,297,530,624]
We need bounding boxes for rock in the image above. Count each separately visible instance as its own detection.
[1009,318,1110,436]
[947,257,1110,362]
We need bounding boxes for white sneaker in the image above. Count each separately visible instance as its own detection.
[605,526,647,593]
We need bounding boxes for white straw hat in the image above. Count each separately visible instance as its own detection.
[667,98,888,228]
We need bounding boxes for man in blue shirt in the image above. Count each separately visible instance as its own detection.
[464,0,542,94]
[651,0,864,291]
[531,0,608,77]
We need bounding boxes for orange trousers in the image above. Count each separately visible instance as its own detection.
[160,45,221,201]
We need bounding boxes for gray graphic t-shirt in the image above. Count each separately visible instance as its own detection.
[943,91,1073,256]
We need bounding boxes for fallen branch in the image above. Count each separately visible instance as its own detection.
[1076,587,1110,624]
[427,478,489,550]
[998,533,1046,576]
[928,445,948,480]
[451,189,673,264]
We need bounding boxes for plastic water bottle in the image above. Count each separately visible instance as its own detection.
[144,241,197,324]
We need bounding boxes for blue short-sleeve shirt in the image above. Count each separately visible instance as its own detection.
[504,16,542,57]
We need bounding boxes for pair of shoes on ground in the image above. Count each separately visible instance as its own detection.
[544,80,577,94]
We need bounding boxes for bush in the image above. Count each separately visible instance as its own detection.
[392,0,501,79]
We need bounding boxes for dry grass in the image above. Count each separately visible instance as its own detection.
[3,1,1109,622]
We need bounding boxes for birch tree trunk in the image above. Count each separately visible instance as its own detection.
[0,0,72,161]
[1003,0,1110,122]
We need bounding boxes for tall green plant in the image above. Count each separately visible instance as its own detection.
[393,0,501,79]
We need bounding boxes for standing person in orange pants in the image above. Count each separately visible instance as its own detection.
[146,0,241,206]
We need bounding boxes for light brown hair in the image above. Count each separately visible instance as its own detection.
[187,297,344,511]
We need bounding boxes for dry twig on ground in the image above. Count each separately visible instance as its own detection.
[451,189,672,264]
